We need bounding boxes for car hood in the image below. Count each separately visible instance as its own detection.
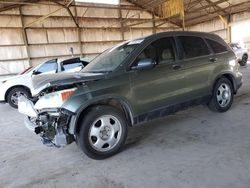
[0,74,29,83]
[31,72,105,95]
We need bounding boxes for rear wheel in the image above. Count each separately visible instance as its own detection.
[208,77,234,112]
[239,54,248,66]
[77,105,128,160]
[7,87,31,109]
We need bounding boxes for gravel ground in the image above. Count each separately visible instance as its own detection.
[0,64,250,188]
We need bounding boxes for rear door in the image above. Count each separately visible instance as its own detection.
[129,36,188,116]
[176,36,215,99]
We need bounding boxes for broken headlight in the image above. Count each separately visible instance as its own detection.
[35,88,76,110]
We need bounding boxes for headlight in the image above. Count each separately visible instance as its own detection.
[35,88,76,110]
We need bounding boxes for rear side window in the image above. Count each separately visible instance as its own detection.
[62,61,83,73]
[206,39,227,53]
[179,36,210,59]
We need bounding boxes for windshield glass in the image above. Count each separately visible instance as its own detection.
[82,39,144,73]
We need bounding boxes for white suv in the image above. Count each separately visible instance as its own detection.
[230,43,248,66]
[0,58,88,108]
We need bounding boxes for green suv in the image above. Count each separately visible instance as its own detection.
[18,32,242,159]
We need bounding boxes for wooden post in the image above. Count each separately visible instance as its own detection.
[19,7,31,66]
[182,0,185,31]
[118,1,125,41]
[219,15,231,43]
[73,4,83,57]
[152,10,156,34]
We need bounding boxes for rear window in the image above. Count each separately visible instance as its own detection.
[206,39,227,53]
[179,36,210,59]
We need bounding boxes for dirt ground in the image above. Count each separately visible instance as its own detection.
[1,64,250,188]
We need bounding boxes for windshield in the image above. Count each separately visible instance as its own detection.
[82,39,144,73]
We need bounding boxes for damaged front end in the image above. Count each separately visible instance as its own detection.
[19,93,75,147]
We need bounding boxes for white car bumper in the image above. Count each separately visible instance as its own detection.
[0,94,4,102]
[0,84,6,102]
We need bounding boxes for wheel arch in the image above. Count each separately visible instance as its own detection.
[213,73,237,94]
[5,85,31,101]
[242,53,248,59]
[72,97,134,135]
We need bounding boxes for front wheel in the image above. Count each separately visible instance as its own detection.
[7,87,31,109]
[208,77,234,112]
[77,105,128,160]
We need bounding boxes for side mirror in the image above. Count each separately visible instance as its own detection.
[131,58,156,71]
[32,70,39,75]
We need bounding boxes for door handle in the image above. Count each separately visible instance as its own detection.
[172,64,182,70]
[209,57,218,62]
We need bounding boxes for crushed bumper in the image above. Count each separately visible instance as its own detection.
[24,116,37,131]
[19,96,75,147]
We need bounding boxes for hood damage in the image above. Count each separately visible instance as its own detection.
[19,72,105,147]
[31,72,105,96]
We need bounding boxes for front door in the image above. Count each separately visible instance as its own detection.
[128,37,188,116]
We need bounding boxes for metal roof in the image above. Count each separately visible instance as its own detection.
[0,0,250,27]
[127,0,250,26]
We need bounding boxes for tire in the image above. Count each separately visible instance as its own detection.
[7,87,31,109]
[208,77,234,112]
[77,105,128,160]
[239,54,248,66]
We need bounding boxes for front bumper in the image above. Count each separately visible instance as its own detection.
[19,96,75,147]
[0,89,5,102]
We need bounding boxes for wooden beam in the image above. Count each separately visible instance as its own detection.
[24,0,73,28]
[186,1,250,26]
[186,0,227,14]
[0,1,142,11]
[0,0,38,13]
[204,0,228,14]
[24,6,65,28]
[53,1,79,28]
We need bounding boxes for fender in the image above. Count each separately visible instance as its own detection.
[67,94,135,135]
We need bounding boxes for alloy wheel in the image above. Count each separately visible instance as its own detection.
[88,115,122,152]
[216,83,231,107]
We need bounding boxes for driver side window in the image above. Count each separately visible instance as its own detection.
[134,37,176,67]
[35,60,58,75]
